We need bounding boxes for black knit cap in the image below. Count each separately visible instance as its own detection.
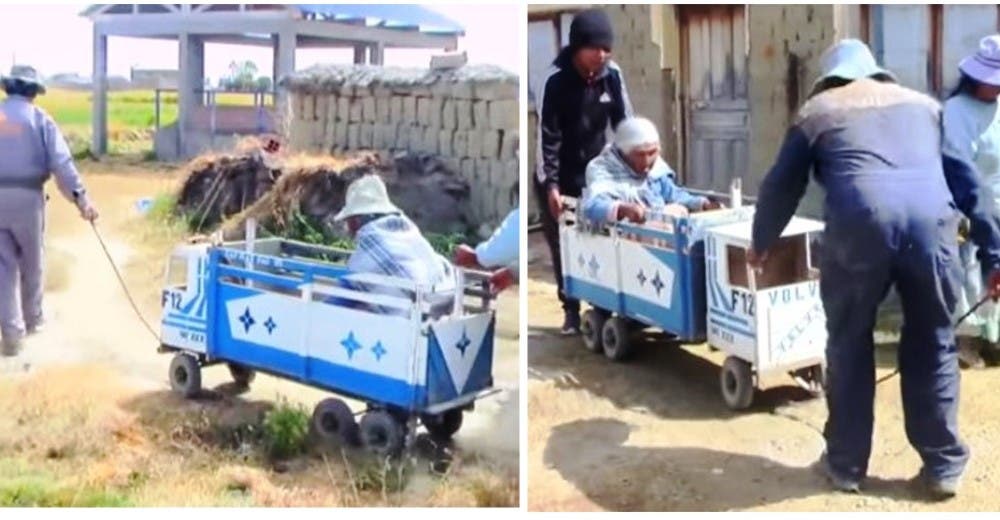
[569,8,614,52]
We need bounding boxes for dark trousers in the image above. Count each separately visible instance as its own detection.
[533,179,579,316]
[821,206,967,482]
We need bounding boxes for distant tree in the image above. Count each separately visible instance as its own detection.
[221,60,259,91]
[254,76,273,93]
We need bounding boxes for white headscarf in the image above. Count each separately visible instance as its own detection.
[614,117,660,153]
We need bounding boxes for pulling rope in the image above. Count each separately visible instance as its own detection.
[770,292,995,437]
[89,221,161,342]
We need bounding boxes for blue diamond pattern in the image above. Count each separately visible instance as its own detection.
[652,272,665,296]
[637,269,647,287]
[587,254,600,278]
[238,307,255,333]
[371,341,387,361]
[264,317,277,335]
[456,328,471,356]
[341,332,362,360]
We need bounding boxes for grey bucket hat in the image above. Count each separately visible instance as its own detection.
[2,65,46,94]
[813,39,896,89]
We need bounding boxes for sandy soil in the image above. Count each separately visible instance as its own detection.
[526,231,1000,512]
[0,158,518,506]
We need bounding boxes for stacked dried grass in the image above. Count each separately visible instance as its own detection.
[174,137,471,240]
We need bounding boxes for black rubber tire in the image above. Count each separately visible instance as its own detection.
[169,353,202,399]
[228,363,256,386]
[312,398,360,446]
[720,356,754,410]
[581,309,608,353]
[359,410,405,457]
[601,316,633,361]
[421,408,464,440]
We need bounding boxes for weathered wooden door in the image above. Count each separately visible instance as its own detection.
[680,5,749,193]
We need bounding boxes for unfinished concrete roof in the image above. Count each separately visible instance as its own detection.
[282,64,518,93]
[80,4,463,48]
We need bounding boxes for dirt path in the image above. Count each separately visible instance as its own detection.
[527,232,1000,512]
[0,160,518,505]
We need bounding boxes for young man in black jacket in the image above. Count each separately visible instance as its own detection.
[534,8,633,334]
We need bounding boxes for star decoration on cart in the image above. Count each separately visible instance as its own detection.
[264,317,277,335]
[371,341,387,362]
[637,269,647,287]
[578,253,586,269]
[651,272,665,297]
[341,332,362,360]
[456,328,471,357]
[238,307,255,333]
[587,255,600,278]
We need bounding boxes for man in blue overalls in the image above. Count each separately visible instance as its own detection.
[749,40,1000,499]
[0,66,99,356]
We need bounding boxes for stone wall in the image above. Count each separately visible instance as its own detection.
[282,64,519,232]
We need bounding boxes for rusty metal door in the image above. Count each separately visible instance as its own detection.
[681,5,749,193]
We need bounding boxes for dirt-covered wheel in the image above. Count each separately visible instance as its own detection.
[720,356,754,410]
[227,363,256,387]
[581,308,608,353]
[312,397,360,447]
[421,408,464,440]
[359,409,406,457]
[169,353,202,399]
[601,316,633,361]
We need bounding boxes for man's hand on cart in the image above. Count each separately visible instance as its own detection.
[489,267,515,295]
[616,202,647,223]
[547,186,563,218]
[701,199,725,211]
[988,268,1000,301]
[747,247,768,273]
[453,244,480,268]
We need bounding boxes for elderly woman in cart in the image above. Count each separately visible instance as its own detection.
[331,174,457,315]
[582,117,719,226]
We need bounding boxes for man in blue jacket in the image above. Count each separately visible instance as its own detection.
[750,39,1000,499]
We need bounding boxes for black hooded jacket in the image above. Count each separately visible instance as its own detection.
[534,47,633,196]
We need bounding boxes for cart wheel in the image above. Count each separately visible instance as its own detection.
[312,398,360,447]
[421,408,464,440]
[720,356,754,410]
[359,410,405,457]
[169,353,201,399]
[601,316,633,361]
[808,363,826,396]
[581,309,608,353]
[227,363,256,387]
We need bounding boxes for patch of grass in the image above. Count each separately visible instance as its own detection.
[262,399,310,460]
[0,477,132,507]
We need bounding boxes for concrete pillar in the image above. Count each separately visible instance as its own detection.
[90,26,108,155]
[273,30,296,138]
[178,32,205,155]
[353,44,368,64]
[747,4,836,216]
[370,42,385,65]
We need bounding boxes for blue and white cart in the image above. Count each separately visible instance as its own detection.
[560,198,827,410]
[158,221,499,455]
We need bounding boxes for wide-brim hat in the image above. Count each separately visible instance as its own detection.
[333,174,400,222]
[812,39,896,89]
[959,35,1000,87]
[1,65,46,94]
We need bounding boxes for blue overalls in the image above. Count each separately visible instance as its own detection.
[752,79,1000,483]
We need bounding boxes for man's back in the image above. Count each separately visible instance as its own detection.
[0,96,49,181]
[796,79,953,218]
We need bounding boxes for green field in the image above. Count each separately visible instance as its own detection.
[1,88,260,156]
